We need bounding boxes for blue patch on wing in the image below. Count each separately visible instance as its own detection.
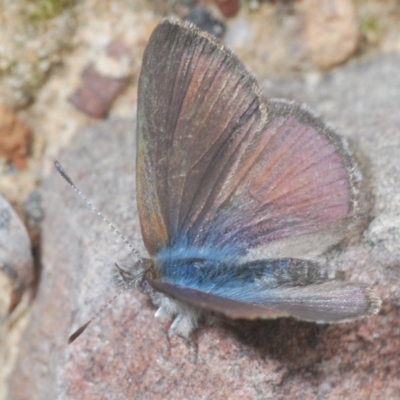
[157,246,292,300]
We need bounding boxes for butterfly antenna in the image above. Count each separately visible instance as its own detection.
[54,160,143,262]
[68,275,133,344]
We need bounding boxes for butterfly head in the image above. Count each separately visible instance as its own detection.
[115,258,159,295]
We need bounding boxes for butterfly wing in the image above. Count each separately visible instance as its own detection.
[148,278,381,323]
[137,19,361,256]
[137,19,266,255]
[194,99,362,254]
[148,279,288,320]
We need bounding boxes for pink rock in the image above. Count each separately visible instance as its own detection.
[69,64,129,119]
[215,0,239,18]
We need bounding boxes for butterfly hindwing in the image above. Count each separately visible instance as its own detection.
[195,99,362,253]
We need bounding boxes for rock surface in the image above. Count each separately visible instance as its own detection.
[0,0,76,109]
[7,54,400,399]
[0,194,34,400]
[0,194,34,316]
[298,0,358,69]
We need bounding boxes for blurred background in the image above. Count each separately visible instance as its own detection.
[1,1,400,399]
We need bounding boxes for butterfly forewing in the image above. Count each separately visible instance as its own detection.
[137,19,266,255]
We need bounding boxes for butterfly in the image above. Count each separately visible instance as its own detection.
[64,18,381,344]
[125,18,382,341]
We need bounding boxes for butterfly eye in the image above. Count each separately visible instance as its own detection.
[137,277,152,294]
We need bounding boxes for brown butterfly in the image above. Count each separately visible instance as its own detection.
[61,19,380,344]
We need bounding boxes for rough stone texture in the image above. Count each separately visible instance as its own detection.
[0,106,31,169]
[7,54,400,399]
[0,0,76,109]
[0,194,34,400]
[69,40,132,119]
[69,63,130,118]
[297,0,358,69]
[0,195,34,316]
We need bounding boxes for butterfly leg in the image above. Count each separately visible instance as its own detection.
[154,305,173,320]
[150,290,201,360]
[168,312,199,362]
[152,306,175,356]
[168,312,197,340]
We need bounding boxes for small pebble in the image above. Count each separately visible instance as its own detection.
[183,6,226,39]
